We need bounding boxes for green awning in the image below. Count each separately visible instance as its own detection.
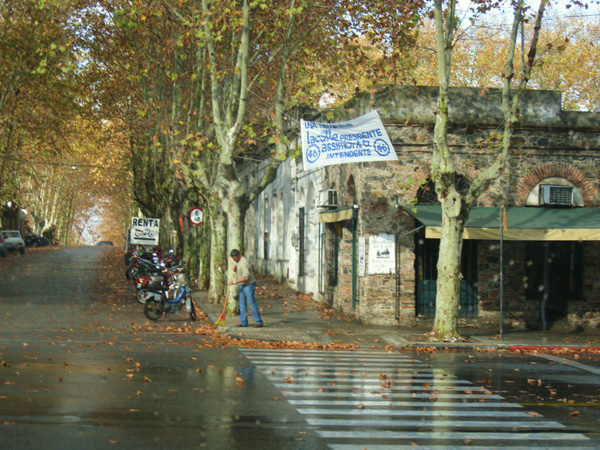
[319,206,354,223]
[402,205,600,241]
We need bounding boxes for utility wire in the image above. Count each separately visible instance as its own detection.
[4,155,130,172]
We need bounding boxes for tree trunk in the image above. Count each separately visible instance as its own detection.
[208,201,227,304]
[431,199,466,341]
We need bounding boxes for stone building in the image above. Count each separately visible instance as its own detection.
[241,86,600,331]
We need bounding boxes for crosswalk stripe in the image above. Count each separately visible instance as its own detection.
[244,356,420,363]
[241,350,405,356]
[239,349,592,448]
[306,418,564,429]
[280,390,504,399]
[328,446,597,450]
[296,408,530,417]
[242,352,417,358]
[272,383,483,391]
[288,399,520,407]
[267,376,471,385]
[317,430,589,440]
[260,368,454,376]
[251,361,430,368]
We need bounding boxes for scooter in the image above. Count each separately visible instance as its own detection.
[142,263,196,321]
[135,268,174,304]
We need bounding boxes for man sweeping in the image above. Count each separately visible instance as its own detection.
[228,249,264,328]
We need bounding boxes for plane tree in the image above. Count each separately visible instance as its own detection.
[0,0,118,240]
[425,0,564,341]
[192,0,424,306]
[405,9,600,111]
[86,0,424,305]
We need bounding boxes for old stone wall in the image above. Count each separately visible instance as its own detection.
[321,86,600,329]
[240,86,600,330]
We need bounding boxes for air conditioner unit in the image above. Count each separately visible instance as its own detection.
[539,185,573,206]
[319,189,338,208]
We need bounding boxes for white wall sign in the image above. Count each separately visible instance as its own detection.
[358,236,365,277]
[368,233,396,274]
[301,110,397,170]
[130,217,160,246]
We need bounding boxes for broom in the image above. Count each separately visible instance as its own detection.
[215,277,231,326]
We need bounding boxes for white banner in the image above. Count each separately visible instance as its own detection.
[301,110,397,170]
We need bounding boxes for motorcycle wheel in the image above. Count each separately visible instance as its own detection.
[189,299,197,321]
[144,300,164,321]
[127,266,140,280]
[137,289,148,305]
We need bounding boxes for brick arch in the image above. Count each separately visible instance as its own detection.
[515,163,596,206]
[405,166,430,199]
[405,166,481,200]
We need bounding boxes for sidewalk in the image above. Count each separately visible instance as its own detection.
[192,275,600,351]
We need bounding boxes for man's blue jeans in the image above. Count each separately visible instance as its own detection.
[238,282,263,326]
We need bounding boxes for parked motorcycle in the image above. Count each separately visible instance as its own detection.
[24,233,50,247]
[142,262,197,322]
[135,267,174,304]
[125,245,161,266]
[126,249,176,281]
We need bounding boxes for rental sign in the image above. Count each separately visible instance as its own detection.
[130,217,160,246]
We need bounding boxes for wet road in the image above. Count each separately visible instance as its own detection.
[0,247,322,449]
[0,247,599,449]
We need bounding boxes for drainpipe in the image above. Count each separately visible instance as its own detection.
[541,243,551,331]
[500,206,504,341]
[395,197,400,321]
[352,204,359,309]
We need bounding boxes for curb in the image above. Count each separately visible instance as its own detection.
[196,301,600,353]
[505,345,600,352]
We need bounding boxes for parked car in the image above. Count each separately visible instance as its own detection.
[96,241,114,246]
[0,233,7,257]
[1,230,25,254]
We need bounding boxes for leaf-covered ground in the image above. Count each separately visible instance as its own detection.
[96,247,361,351]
